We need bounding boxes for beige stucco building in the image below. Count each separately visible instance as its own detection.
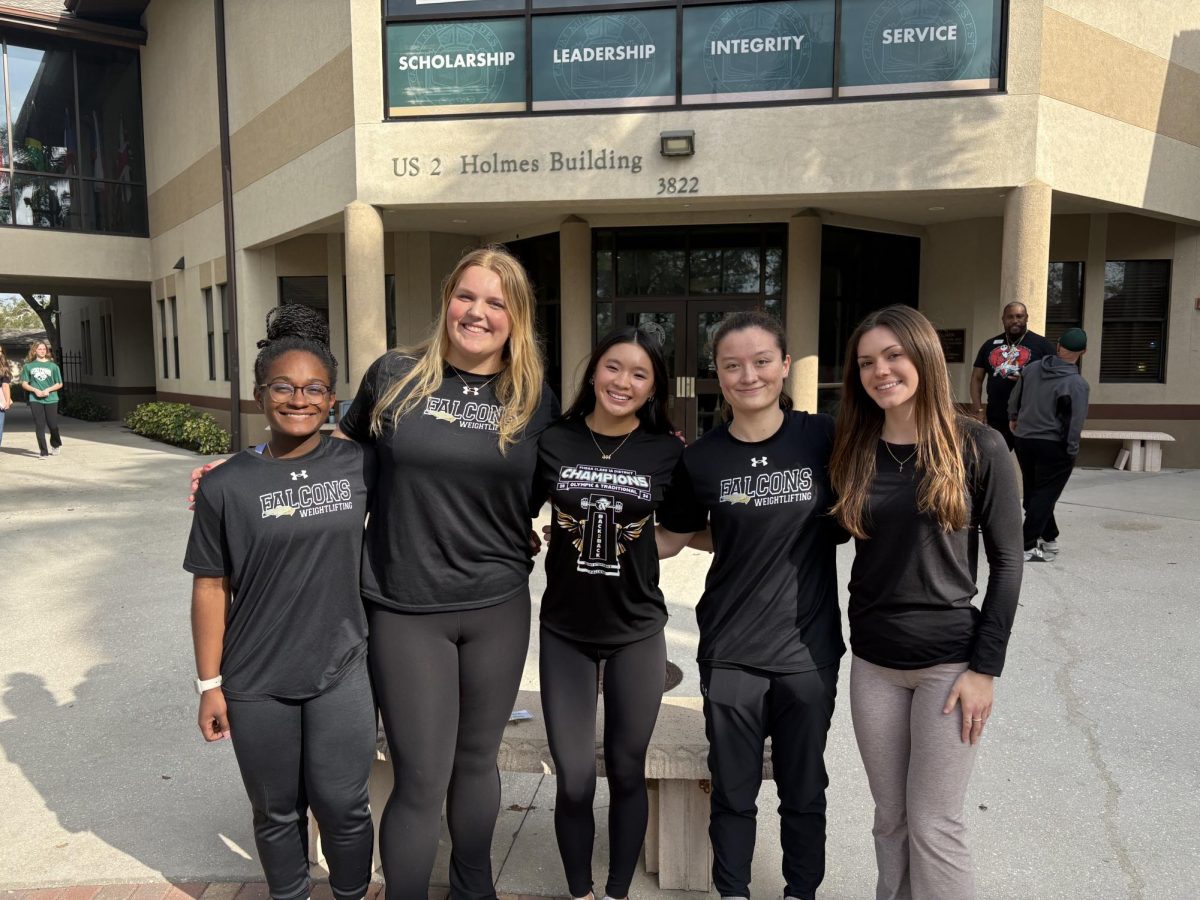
[2,0,1198,465]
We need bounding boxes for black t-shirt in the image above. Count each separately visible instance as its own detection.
[847,423,1022,676]
[972,330,1055,419]
[340,352,559,612]
[183,437,372,700]
[536,419,685,645]
[658,411,845,673]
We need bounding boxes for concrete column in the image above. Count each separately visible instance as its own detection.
[327,234,348,387]
[344,201,387,390]
[786,211,822,412]
[1000,181,1053,332]
[1080,214,1107,386]
[559,216,591,406]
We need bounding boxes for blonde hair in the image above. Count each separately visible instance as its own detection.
[829,305,976,539]
[369,245,544,453]
[26,341,53,362]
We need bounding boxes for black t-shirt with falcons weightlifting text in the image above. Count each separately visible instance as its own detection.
[183,437,373,700]
[536,419,685,645]
[340,353,559,613]
[658,411,845,673]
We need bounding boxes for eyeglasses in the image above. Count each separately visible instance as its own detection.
[261,382,331,402]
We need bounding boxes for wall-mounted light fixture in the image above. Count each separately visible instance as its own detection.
[173,257,186,270]
[659,130,695,158]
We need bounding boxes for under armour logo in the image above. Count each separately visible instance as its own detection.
[750,457,768,467]
[290,470,308,481]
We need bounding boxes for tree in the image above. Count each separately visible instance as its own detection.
[17,293,61,360]
[0,294,41,330]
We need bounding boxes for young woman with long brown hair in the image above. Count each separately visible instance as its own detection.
[337,245,558,900]
[20,340,64,458]
[829,305,1022,900]
[657,310,844,900]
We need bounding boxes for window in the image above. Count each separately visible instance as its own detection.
[0,33,148,235]
[1046,262,1084,346]
[218,284,230,381]
[203,287,216,381]
[101,311,115,376]
[1101,260,1170,383]
[157,298,168,378]
[80,318,93,375]
[168,296,179,378]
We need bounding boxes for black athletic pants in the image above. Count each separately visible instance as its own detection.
[224,654,376,900]
[700,663,839,900]
[29,402,62,456]
[1015,437,1075,550]
[540,627,666,899]
[368,593,531,900]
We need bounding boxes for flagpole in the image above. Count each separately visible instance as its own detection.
[214,0,242,450]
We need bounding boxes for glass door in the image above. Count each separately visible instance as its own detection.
[613,300,688,435]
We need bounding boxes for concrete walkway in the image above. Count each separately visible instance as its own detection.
[1,405,1198,899]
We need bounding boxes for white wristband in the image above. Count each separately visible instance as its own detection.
[195,675,223,694]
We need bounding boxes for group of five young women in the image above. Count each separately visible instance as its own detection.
[187,245,1021,900]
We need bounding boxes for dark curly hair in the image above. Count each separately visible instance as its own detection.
[253,304,337,385]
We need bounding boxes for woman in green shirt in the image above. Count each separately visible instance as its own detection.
[20,340,64,458]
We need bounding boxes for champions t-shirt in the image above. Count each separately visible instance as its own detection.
[339,352,559,612]
[183,437,372,700]
[658,411,845,673]
[536,419,685,645]
[972,331,1055,420]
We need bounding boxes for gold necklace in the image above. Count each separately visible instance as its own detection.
[452,366,501,397]
[882,440,918,473]
[588,424,637,461]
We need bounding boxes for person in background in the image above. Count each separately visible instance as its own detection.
[0,348,12,446]
[969,302,1055,450]
[657,310,844,900]
[186,305,376,900]
[535,326,685,900]
[830,305,1022,900]
[20,340,63,458]
[1008,327,1090,562]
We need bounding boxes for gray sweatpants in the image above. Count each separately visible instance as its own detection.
[849,655,979,900]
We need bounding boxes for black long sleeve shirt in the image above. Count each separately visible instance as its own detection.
[847,424,1022,676]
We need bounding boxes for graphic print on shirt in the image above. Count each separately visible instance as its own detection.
[719,463,814,507]
[259,478,354,520]
[421,395,502,431]
[987,341,1032,379]
[28,366,54,383]
[553,463,652,576]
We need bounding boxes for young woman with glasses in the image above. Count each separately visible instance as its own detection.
[186,304,376,900]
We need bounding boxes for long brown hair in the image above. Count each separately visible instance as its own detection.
[26,340,53,362]
[368,245,544,453]
[829,305,974,538]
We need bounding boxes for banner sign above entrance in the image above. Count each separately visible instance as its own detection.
[681,1,835,105]
[838,0,1001,96]
[387,19,527,116]
[387,0,524,14]
[532,10,676,110]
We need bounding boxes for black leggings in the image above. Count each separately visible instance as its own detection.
[29,402,61,456]
[368,594,531,900]
[224,654,376,900]
[540,627,666,899]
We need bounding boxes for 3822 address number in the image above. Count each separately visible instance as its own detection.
[657,177,700,195]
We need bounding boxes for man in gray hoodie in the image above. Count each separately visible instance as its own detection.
[1008,327,1090,562]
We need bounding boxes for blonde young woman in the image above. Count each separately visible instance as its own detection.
[829,305,1022,900]
[337,245,557,900]
[20,340,64,458]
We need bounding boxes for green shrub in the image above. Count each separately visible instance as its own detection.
[59,391,112,421]
[125,402,231,455]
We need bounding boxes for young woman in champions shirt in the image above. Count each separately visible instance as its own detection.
[656,311,845,900]
[186,306,376,900]
[534,327,684,900]
[336,246,558,900]
[830,305,1022,900]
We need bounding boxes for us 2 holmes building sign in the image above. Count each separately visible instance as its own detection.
[384,0,1003,117]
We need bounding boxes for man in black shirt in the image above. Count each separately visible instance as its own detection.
[970,302,1055,450]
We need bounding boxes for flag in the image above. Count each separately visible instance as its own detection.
[91,110,106,190]
[116,117,132,203]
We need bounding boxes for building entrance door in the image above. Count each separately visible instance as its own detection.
[614,297,759,440]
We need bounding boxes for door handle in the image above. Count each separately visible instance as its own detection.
[674,376,695,398]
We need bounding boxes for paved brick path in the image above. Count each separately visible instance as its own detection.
[0,887,554,900]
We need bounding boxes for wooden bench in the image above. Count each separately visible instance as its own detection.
[312,689,763,891]
[1080,429,1175,472]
